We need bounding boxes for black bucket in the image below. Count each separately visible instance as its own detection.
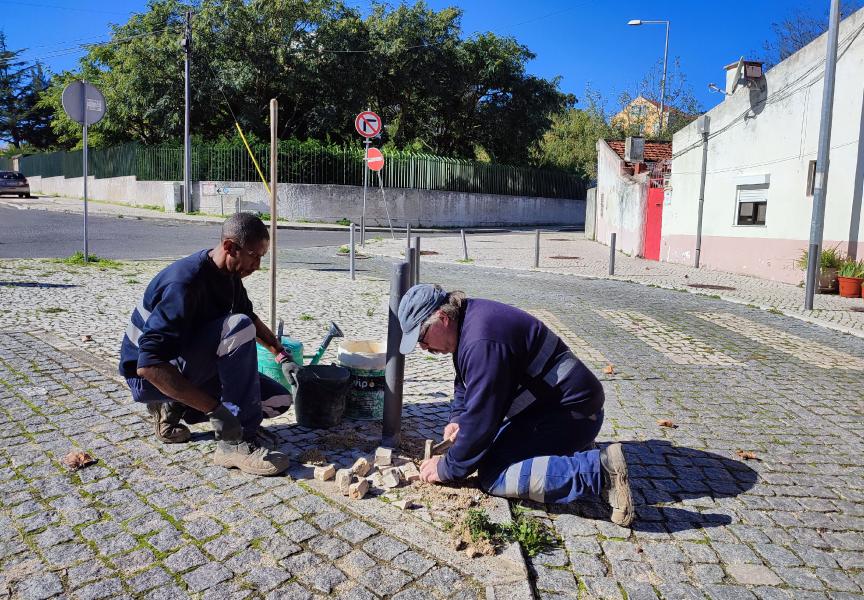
[293,364,351,429]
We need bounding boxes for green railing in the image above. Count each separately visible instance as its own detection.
[19,142,586,199]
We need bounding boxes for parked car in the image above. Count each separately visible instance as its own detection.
[0,171,31,198]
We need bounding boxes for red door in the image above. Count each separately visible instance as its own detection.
[643,180,664,261]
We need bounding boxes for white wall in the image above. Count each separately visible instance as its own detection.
[667,7,864,283]
[594,140,648,256]
[28,176,585,228]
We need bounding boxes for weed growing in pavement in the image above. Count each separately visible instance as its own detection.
[56,252,122,269]
[336,218,351,226]
[39,307,66,314]
[456,258,474,264]
[299,313,314,321]
[463,506,557,557]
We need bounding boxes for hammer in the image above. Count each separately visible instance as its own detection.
[423,438,453,460]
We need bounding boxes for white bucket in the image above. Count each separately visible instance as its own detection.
[337,340,387,420]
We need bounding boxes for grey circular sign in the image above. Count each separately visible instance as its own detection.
[61,81,106,125]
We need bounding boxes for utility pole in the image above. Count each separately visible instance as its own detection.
[694,115,710,268]
[804,0,840,310]
[182,11,192,213]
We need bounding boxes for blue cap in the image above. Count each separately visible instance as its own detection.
[398,284,448,354]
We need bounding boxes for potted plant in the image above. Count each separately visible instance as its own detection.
[837,259,864,298]
[795,246,843,293]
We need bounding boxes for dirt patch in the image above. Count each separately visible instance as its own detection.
[687,283,737,291]
[548,255,580,260]
[297,448,328,465]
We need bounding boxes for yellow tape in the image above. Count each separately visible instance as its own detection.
[235,122,271,196]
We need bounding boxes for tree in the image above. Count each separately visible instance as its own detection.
[615,56,701,139]
[760,1,863,68]
[37,0,569,164]
[0,32,58,150]
[531,86,618,180]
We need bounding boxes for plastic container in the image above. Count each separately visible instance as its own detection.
[256,336,304,390]
[338,340,387,420]
[293,364,351,428]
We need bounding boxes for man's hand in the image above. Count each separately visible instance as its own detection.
[443,422,460,442]
[280,360,300,385]
[420,455,442,483]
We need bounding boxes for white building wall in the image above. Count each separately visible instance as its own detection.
[666,7,864,283]
[595,139,648,256]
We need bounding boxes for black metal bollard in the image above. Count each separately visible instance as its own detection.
[609,232,617,276]
[382,261,410,448]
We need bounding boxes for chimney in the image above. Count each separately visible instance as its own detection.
[624,136,644,163]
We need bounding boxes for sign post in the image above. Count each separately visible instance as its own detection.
[354,110,382,246]
[62,81,106,262]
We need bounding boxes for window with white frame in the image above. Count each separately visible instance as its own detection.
[735,184,768,226]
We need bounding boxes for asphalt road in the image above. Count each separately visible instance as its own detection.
[0,206,364,260]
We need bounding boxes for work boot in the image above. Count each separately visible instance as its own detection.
[245,426,279,450]
[599,443,634,527]
[213,440,290,476]
[147,402,191,444]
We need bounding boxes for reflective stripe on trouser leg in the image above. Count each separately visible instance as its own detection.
[215,314,262,433]
[487,450,602,504]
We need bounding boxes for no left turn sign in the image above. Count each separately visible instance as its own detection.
[355,111,382,138]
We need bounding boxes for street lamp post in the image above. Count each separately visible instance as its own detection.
[628,19,670,134]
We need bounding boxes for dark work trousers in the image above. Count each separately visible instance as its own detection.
[125,314,292,436]
[477,395,604,504]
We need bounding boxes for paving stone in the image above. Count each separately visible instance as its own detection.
[363,534,409,561]
[308,534,351,560]
[14,572,63,600]
[202,534,250,561]
[71,577,124,600]
[127,567,173,594]
[295,564,347,594]
[244,566,291,592]
[164,545,208,573]
[532,564,576,593]
[142,584,189,600]
[582,577,624,599]
[333,519,377,544]
[392,550,436,577]
[357,564,413,596]
[182,563,233,593]
[726,564,783,586]
[264,582,313,600]
[67,560,114,589]
[283,520,320,543]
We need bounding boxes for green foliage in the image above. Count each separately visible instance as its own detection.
[336,218,351,226]
[531,86,619,179]
[0,32,58,149]
[36,0,569,165]
[55,252,122,268]
[463,507,557,558]
[838,259,864,278]
[795,245,844,270]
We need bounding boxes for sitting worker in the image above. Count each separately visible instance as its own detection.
[119,212,298,476]
[399,284,634,526]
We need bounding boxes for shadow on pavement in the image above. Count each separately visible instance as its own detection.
[0,280,78,288]
[545,439,757,532]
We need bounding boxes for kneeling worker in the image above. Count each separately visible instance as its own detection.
[119,213,298,476]
[399,284,634,526]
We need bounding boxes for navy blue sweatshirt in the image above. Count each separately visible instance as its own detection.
[119,249,255,377]
[437,299,604,481]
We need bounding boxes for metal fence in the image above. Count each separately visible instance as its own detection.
[19,142,586,199]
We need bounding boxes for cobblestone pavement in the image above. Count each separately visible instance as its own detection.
[1,248,864,600]
[364,232,864,336]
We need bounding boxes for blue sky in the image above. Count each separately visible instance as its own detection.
[5,0,833,114]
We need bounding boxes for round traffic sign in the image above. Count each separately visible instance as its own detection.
[355,111,382,138]
[366,147,384,172]
[61,81,106,125]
